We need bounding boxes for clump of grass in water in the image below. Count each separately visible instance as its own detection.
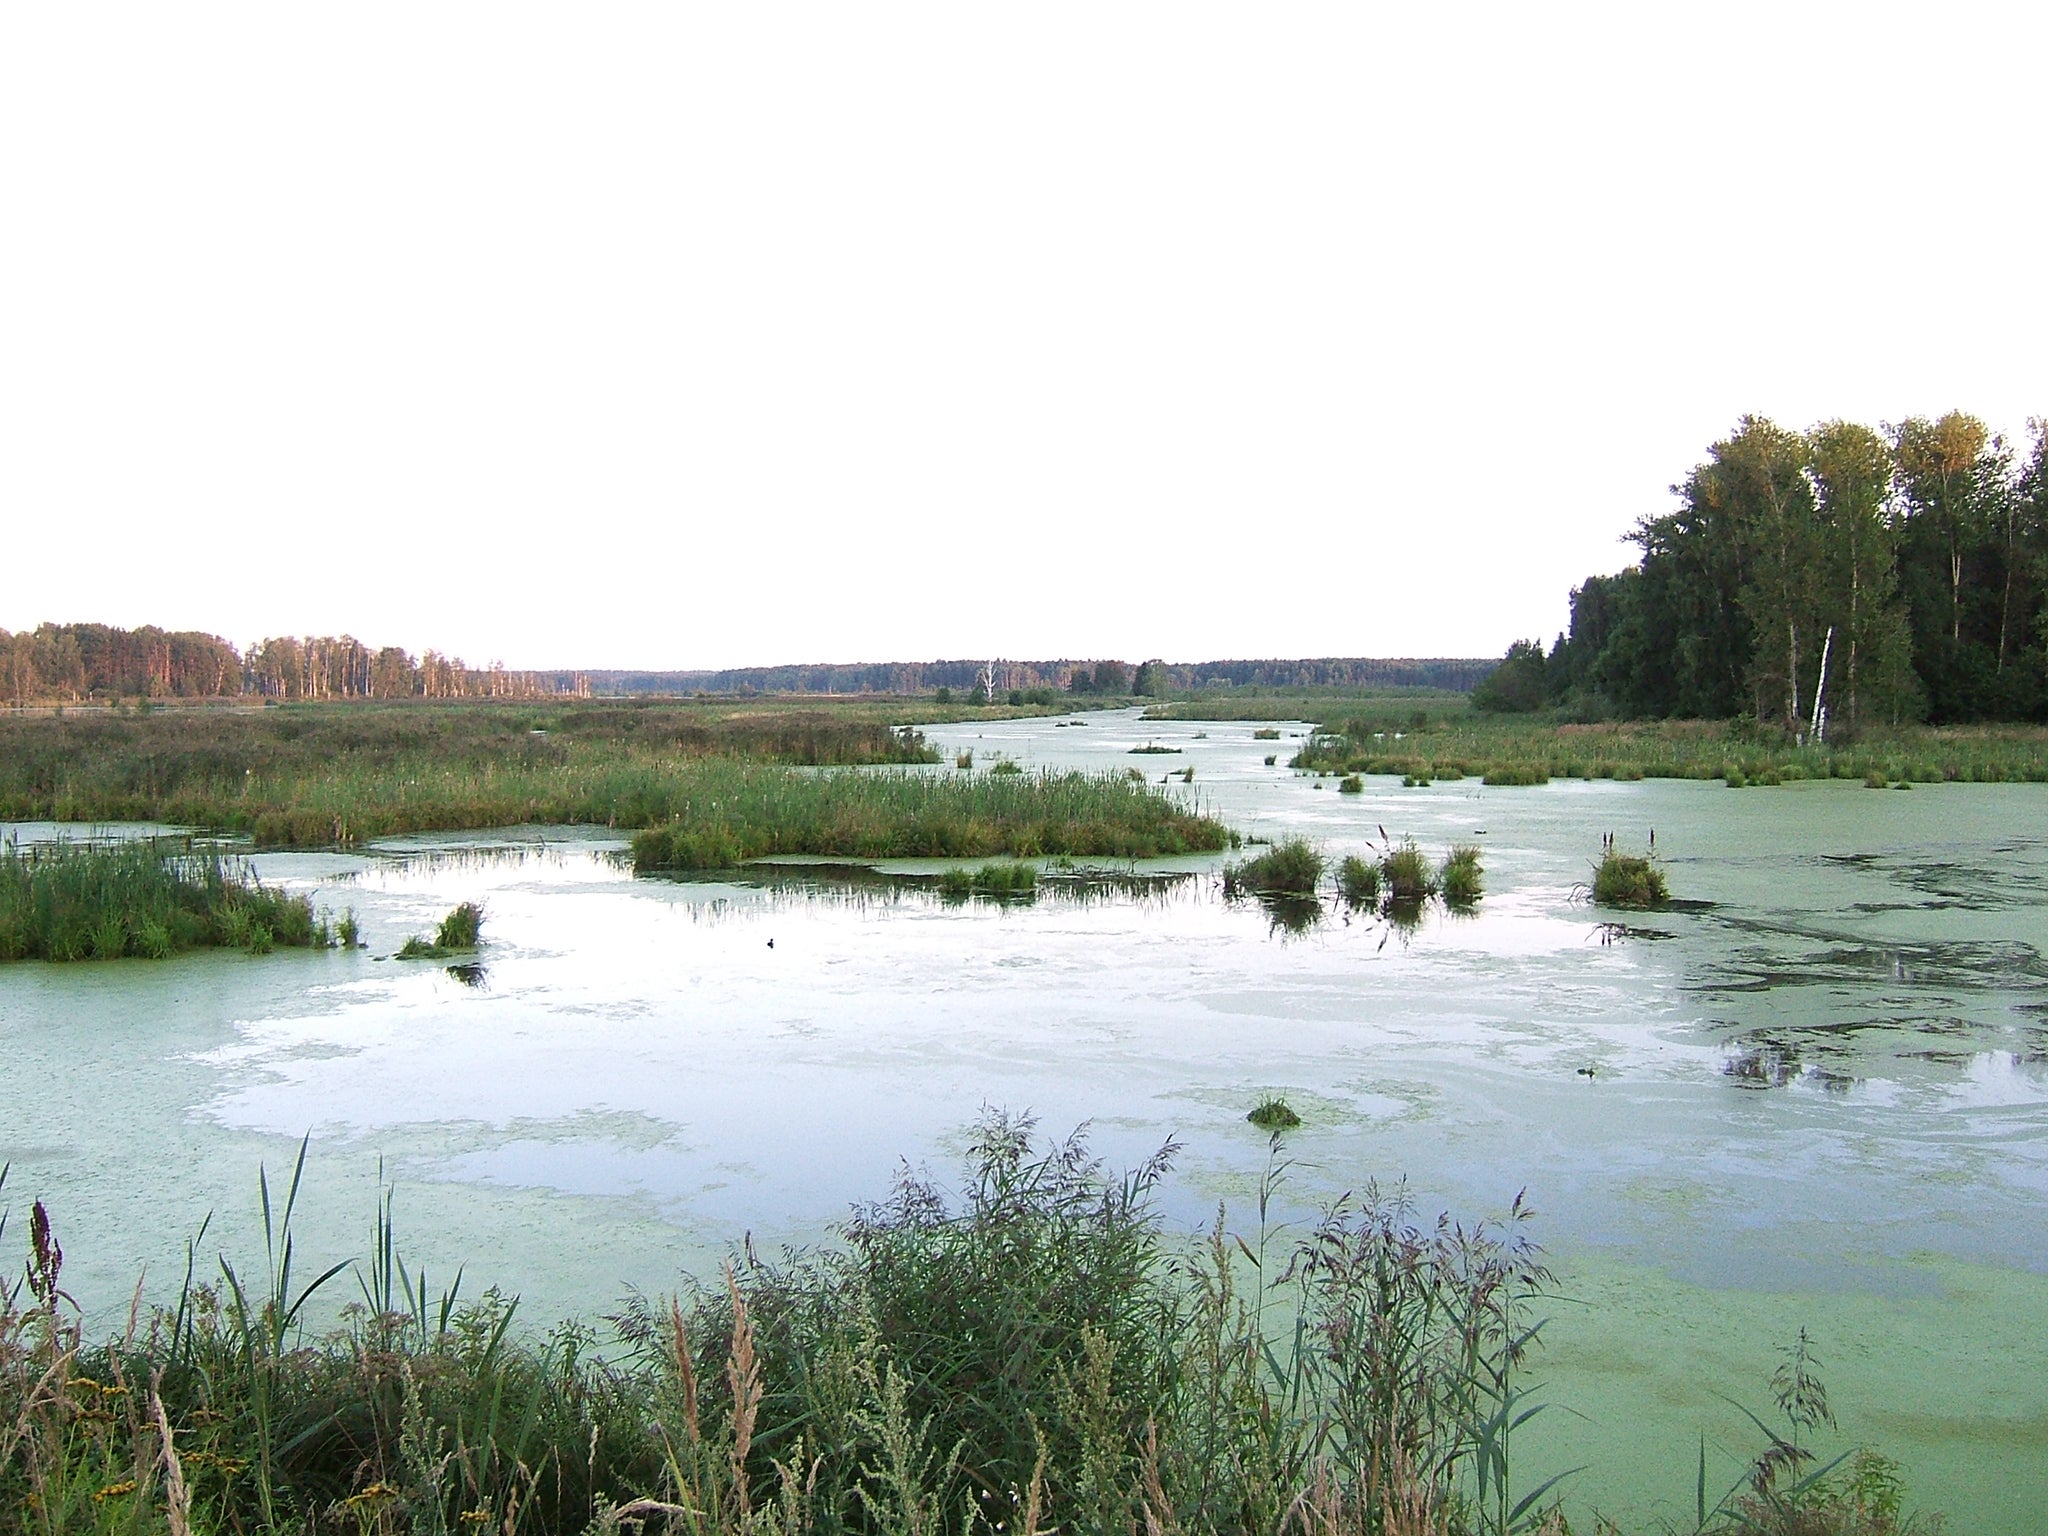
[1246,1097,1301,1131]
[1337,854,1380,906]
[955,749,974,770]
[1252,728,1281,740]
[396,902,484,959]
[1222,838,1323,897]
[0,837,323,963]
[1337,773,1364,794]
[1438,843,1483,907]
[1380,839,1437,904]
[988,758,1024,776]
[1592,848,1668,909]
[1482,763,1548,786]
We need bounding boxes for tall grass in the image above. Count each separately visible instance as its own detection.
[0,701,940,847]
[1221,838,1323,897]
[631,767,1225,871]
[1290,713,2048,788]
[0,1126,1930,1536]
[0,838,322,962]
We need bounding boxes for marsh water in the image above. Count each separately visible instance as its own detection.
[4,711,2046,1530]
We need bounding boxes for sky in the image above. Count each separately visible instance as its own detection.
[3,4,2044,671]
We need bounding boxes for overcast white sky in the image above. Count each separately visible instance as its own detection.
[3,5,2043,670]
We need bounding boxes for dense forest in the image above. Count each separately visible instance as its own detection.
[0,624,570,704]
[568,655,1492,697]
[1477,412,2048,729]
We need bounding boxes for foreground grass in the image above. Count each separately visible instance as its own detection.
[1288,712,2048,786]
[0,839,325,962]
[631,767,1226,870]
[0,1118,1934,1536]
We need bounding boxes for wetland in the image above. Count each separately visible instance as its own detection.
[2,707,2045,1532]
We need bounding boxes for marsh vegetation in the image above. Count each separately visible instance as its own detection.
[395,902,486,960]
[0,838,326,962]
[1287,712,2048,789]
[1591,848,1670,910]
[0,1121,1936,1536]
[629,767,1225,872]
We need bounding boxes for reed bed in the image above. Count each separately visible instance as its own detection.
[0,838,322,962]
[0,701,939,846]
[631,767,1225,871]
[0,1122,1931,1536]
[1289,714,2048,788]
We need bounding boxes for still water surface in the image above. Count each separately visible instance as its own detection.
[3,711,2045,1530]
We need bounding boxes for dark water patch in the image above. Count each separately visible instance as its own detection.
[1590,921,1678,945]
[663,860,1199,911]
[1696,937,2048,996]
[354,843,617,878]
[446,962,488,988]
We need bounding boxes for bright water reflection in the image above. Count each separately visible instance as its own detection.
[2,710,2045,1530]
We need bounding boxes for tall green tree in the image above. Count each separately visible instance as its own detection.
[1807,420,1916,728]
[1892,412,2008,719]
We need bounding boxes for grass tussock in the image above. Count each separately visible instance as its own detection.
[0,837,323,962]
[1337,854,1381,907]
[630,766,1225,872]
[1439,844,1484,907]
[1221,838,1323,897]
[0,1126,1941,1536]
[1592,849,1669,909]
[1380,839,1438,905]
[1246,1097,1302,1131]
[397,902,485,959]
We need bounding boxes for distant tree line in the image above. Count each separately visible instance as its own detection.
[0,623,572,704]
[565,656,1493,698]
[1475,412,2048,729]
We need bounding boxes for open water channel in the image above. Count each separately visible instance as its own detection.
[3,710,2045,1530]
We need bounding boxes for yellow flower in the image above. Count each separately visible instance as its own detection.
[94,1480,139,1501]
[342,1481,402,1509]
